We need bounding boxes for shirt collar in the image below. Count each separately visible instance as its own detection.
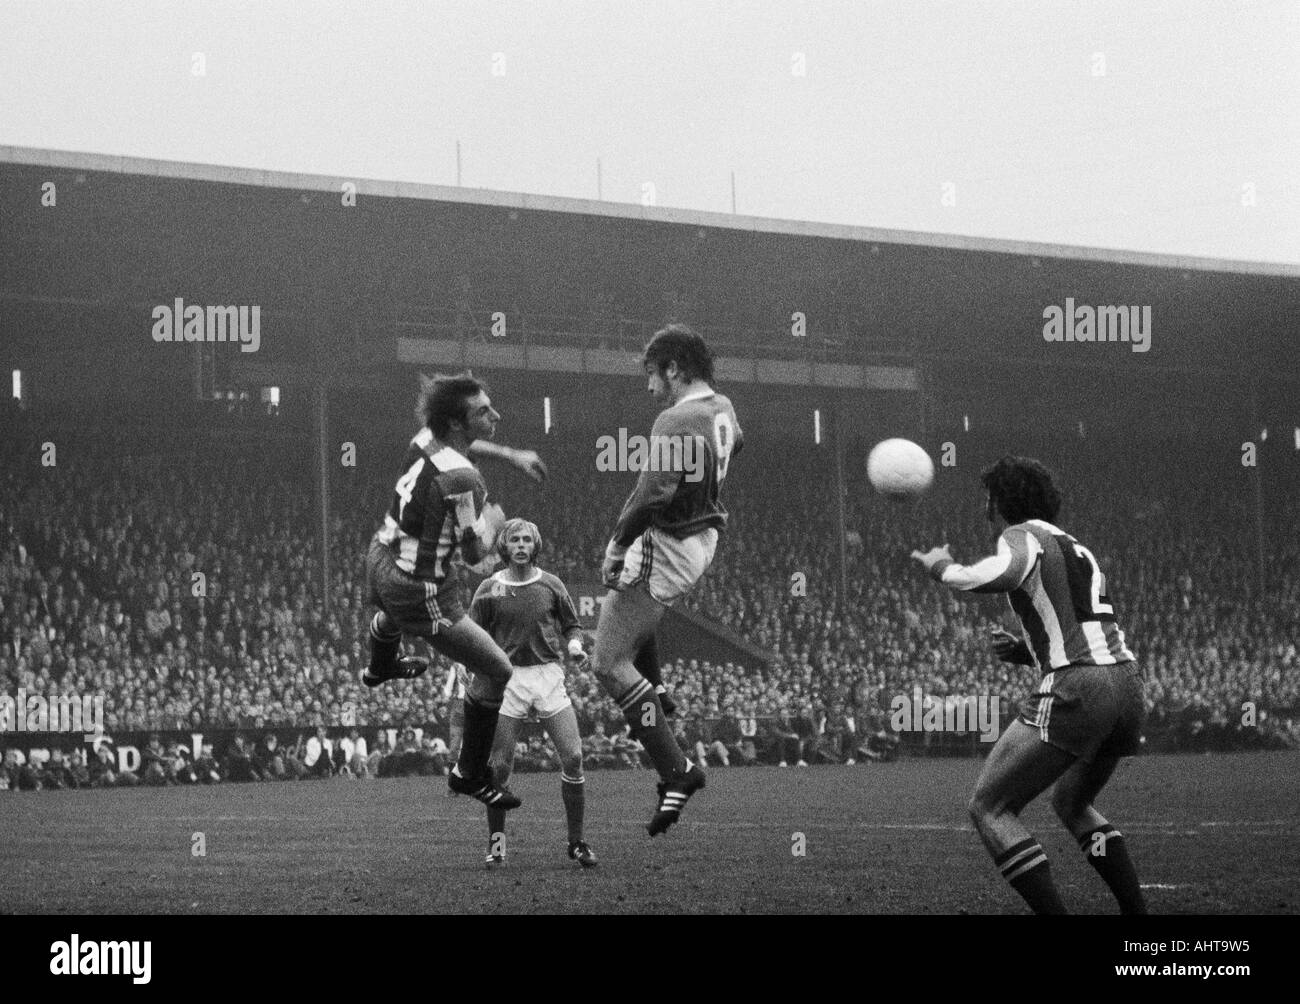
[410,428,472,469]
[670,385,716,409]
[492,569,543,587]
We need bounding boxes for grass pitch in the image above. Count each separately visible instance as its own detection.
[2,752,1296,914]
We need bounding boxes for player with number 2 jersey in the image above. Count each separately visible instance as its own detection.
[911,456,1147,916]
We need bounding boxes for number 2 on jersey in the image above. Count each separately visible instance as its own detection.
[1060,537,1114,621]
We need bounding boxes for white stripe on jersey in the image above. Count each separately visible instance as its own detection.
[1029,578,1069,668]
[938,531,1040,592]
[429,444,473,471]
[389,439,477,576]
[435,515,456,575]
[1081,621,1118,665]
[398,532,419,573]
[377,513,423,573]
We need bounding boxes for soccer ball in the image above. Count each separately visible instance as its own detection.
[867,438,934,498]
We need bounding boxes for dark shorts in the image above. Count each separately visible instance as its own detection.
[366,536,465,638]
[1019,661,1145,762]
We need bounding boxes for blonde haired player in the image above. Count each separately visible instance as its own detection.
[469,518,597,868]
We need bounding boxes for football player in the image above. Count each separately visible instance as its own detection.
[364,372,524,811]
[911,456,1147,915]
[591,324,742,836]
[469,518,597,869]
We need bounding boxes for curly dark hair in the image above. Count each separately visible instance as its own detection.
[416,371,489,438]
[980,456,1062,525]
[643,323,715,384]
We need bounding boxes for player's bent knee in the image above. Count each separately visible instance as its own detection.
[482,652,513,685]
[967,792,994,825]
[1049,786,1084,824]
[589,650,615,682]
[474,656,512,687]
[561,753,583,778]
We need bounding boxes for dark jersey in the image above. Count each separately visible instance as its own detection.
[376,428,492,588]
[931,519,1137,673]
[609,388,743,547]
[468,569,583,667]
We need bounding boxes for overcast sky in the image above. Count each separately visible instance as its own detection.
[2,0,1296,263]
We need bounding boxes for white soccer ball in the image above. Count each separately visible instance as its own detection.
[866,438,934,498]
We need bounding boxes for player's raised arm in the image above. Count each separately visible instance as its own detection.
[467,439,548,483]
[911,528,1039,594]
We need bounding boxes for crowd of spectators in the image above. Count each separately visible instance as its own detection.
[2,408,1298,794]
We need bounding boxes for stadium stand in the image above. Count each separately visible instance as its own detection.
[3,396,1297,790]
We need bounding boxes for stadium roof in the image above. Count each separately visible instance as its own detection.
[2,144,1297,398]
[5,144,1297,279]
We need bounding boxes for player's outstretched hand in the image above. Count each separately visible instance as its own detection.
[510,449,548,483]
[910,544,952,572]
[990,628,1033,665]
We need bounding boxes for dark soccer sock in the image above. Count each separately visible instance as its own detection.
[617,678,688,782]
[486,804,507,853]
[633,636,662,688]
[455,695,501,782]
[633,637,676,716]
[1079,825,1147,915]
[561,773,585,844]
[367,614,401,675]
[995,838,1068,915]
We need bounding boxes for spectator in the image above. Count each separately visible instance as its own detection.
[252,733,286,780]
[303,726,332,779]
[223,734,259,782]
[582,722,618,769]
[611,724,646,769]
[140,735,173,785]
[766,708,804,767]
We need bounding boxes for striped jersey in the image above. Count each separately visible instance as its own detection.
[468,568,583,667]
[610,387,743,548]
[930,519,1136,672]
[375,428,492,586]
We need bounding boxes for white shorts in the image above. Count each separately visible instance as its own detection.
[617,526,718,605]
[500,662,572,721]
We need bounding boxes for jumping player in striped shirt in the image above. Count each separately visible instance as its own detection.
[911,456,1147,915]
[593,324,742,836]
[364,372,531,811]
